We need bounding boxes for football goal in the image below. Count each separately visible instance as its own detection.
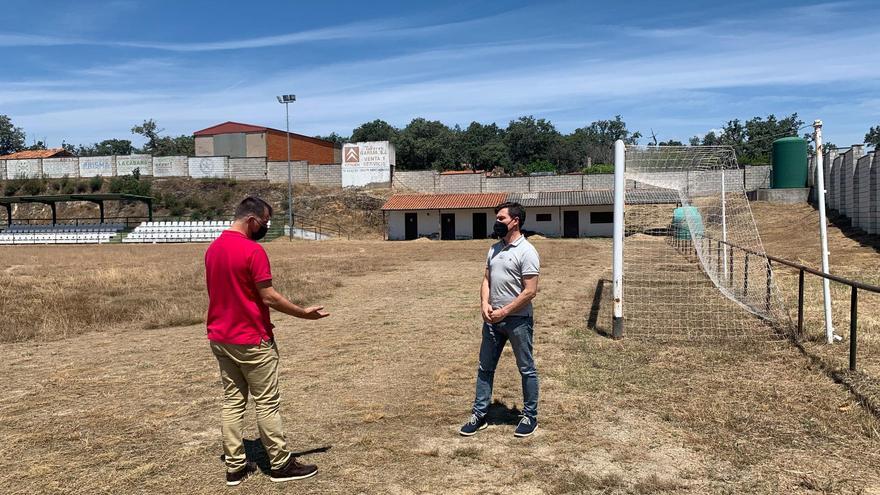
[611,141,791,340]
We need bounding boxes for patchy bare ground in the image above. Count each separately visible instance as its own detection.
[0,202,878,494]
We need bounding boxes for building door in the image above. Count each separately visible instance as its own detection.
[472,212,487,239]
[441,213,456,240]
[563,210,579,238]
[404,213,418,240]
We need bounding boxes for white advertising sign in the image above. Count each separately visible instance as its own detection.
[42,157,80,178]
[116,154,153,176]
[188,156,228,179]
[79,156,115,177]
[7,159,42,179]
[342,141,394,187]
[153,156,188,177]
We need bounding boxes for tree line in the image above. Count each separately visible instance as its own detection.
[320,113,878,173]
[0,116,194,158]
[2,113,877,175]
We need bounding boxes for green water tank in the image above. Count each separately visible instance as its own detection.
[672,206,703,240]
[771,137,808,188]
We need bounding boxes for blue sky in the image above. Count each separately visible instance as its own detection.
[2,0,878,149]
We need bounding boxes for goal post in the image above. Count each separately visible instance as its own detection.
[611,140,791,340]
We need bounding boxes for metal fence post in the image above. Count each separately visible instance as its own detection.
[797,269,805,337]
[850,287,858,371]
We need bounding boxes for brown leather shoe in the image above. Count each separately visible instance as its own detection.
[269,456,318,482]
[226,461,257,486]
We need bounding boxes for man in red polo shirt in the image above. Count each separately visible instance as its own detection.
[205,196,329,486]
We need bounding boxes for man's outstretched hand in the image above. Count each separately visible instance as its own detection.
[302,306,330,320]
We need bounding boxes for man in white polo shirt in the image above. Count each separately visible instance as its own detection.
[460,201,541,438]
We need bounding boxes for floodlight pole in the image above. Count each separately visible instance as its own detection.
[612,139,625,339]
[813,120,835,343]
[277,94,296,241]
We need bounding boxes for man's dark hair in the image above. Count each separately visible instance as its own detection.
[234,196,273,220]
[495,201,525,228]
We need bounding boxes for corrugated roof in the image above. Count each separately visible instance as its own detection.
[508,189,680,207]
[193,121,273,136]
[0,148,73,160]
[192,121,338,147]
[382,193,508,211]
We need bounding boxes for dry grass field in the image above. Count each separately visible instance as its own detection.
[1,202,879,494]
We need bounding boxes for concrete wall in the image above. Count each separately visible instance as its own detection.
[229,157,267,181]
[812,146,879,236]
[0,160,5,181]
[42,157,79,178]
[6,159,42,179]
[194,136,214,156]
[188,156,229,179]
[872,153,880,235]
[392,166,770,195]
[153,156,188,177]
[246,133,266,157]
[116,154,153,176]
[854,154,872,231]
[79,156,115,177]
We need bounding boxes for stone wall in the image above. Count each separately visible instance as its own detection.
[810,147,877,235]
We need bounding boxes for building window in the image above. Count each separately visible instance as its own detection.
[536,213,552,222]
[590,211,613,224]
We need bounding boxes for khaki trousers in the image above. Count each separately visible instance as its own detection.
[210,340,291,472]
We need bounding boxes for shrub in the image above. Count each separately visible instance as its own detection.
[4,180,21,196]
[582,163,615,174]
[89,176,103,192]
[21,178,45,195]
[109,174,152,196]
[75,181,88,193]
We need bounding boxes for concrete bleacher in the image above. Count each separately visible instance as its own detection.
[122,220,234,243]
[0,223,124,245]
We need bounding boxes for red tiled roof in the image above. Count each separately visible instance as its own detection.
[0,148,73,160]
[381,193,508,211]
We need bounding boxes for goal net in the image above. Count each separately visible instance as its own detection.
[614,145,791,340]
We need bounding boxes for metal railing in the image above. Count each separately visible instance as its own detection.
[708,236,880,371]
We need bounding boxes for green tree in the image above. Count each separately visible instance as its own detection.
[350,119,398,143]
[25,140,47,151]
[504,116,562,172]
[865,125,880,149]
[78,139,134,156]
[459,122,508,170]
[131,119,194,156]
[395,118,457,170]
[563,115,641,167]
[0,115,27,155]
[314,132,349,145]
[658,139,684,146]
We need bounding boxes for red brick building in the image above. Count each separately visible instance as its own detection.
[193,121,340,164]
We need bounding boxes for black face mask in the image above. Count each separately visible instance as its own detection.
[251,219,269,241]
[493,220,510,238]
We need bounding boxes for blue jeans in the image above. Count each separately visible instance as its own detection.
[472,315,539,420]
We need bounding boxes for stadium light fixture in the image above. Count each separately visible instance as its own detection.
[276,94,296,241]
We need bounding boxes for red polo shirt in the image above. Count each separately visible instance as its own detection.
[205,230,274,345]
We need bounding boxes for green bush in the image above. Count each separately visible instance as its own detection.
[523,160,557,174]
[4,180,21,196]
[75,181,89,193]
[109,174,152,196]
[21,178,45,195]
[582,163,615,174]
[89,176,103,192]
[61,182,75,195]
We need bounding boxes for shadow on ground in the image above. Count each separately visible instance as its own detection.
[219,440,332,473]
